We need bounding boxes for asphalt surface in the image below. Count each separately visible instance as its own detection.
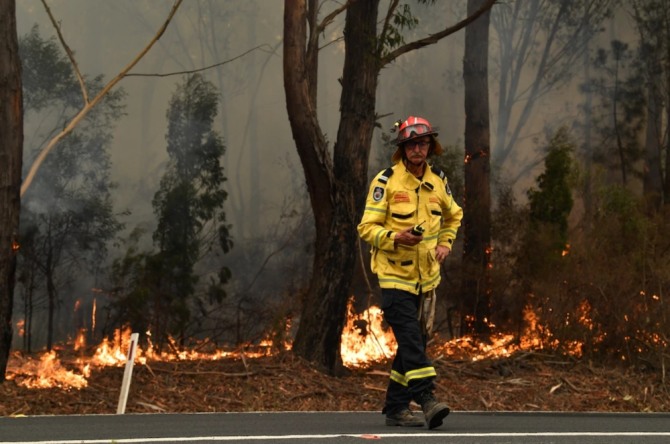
[1,411,669,444]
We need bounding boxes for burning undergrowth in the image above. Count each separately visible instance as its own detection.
[5,300,579,391]
[2,298,669,416]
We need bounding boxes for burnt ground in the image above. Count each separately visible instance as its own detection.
[1,347,668,416]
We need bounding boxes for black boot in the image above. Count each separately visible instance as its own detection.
[385,408,424,427]
[419,393,450,429]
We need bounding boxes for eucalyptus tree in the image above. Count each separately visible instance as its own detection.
[462,0,493,336]
[283,0,496,373]
[112,74,232,346]
[526,127,575,260]
[631,0,670,210]
[0,0,23,382]
[17,26,125,351]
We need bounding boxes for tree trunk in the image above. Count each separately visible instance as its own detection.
[46,261,56,352]
[581,29,594,225]
[643,80,664,211]
[23,272,34,352]
[0,0,23,381]
[461,0,492,336]
[284,0,379,374]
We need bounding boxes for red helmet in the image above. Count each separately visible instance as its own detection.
[395,116,438,145]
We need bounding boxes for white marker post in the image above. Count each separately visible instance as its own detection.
[116,332,139,414]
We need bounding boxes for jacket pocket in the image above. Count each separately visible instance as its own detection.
[380,249,415,281]
[389,201,416,232]
[424,248,440,278]
[426,201,442,237]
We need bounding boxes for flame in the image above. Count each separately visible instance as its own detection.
[74,330,86,352]
[91,298,97,333]
[7,298,592,390]
[7,299,396,389]
[340,299,396,368]
[576,299,593,330]
[439,333,516,361]
[520,304,551,349]
[7,351,88,389]
[437,303,586,360]
[562,244,570,256]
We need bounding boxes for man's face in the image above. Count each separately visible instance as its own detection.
[403,137,431,166]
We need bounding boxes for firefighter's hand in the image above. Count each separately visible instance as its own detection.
[436,245,451,264]
[394,227,423,247]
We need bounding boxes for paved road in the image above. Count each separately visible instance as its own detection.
[1,411,669,444]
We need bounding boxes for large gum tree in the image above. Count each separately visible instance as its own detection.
[0,0,23,382]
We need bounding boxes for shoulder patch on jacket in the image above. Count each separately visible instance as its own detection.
[430,165,451,194]
[373,186,384,201]
[377,167,394,184]
[431,165,446,181]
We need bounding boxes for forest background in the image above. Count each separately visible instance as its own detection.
[1,0,669,413]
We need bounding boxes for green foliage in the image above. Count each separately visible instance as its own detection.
[16,26,125,349]
[111,74,232,346]
[535,190,667,368]
[527,127,576,249]
[596,185,646,250]
[19,25,126,254]
[488,128,576,338]
[632,0,669,82]
[19,25,79,111]
[379,3,419,57]
[517,128,577,282]
[489,174,669,371]
[489,180,529,331]
[108,228,155,337]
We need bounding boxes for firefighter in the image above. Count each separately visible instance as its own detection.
[357,116,463,429]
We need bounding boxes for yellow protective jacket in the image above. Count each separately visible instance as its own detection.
[357,162,463,295]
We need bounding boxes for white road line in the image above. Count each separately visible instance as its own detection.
[5,432,670,443]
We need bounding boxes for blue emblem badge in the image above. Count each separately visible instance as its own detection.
[373,186,384,202]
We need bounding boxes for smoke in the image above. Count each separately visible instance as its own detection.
[14,0,642,347]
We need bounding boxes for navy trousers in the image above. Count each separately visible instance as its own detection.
[381,288,436,414]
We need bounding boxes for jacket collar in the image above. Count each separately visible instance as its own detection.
[393,161,437,191]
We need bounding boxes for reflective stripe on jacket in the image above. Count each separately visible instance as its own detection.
[357,162,463,295]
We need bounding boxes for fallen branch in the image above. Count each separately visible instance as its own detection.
[560,377,581,392]
[363,384,386,392]
[135,401,166,412]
